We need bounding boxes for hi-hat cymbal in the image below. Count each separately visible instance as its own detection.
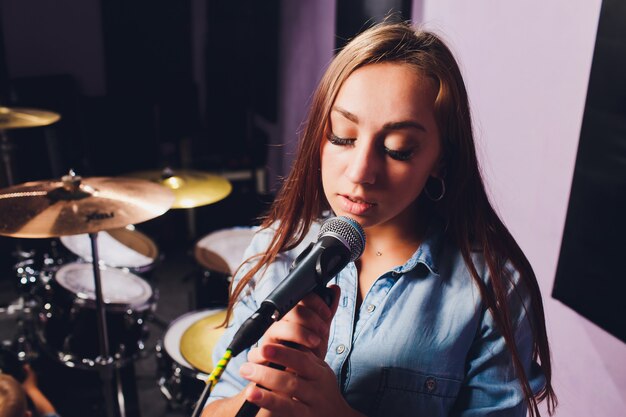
[126,169,232,209]
[0,172,175,238]
[0,107,61,130]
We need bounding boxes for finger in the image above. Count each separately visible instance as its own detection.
[298,289,335,322]
[248,345,263,364]
[244,383,302,416]
[283,303,331,338]
[263,319,323,350]
[239,361,312,402]
[259,343,324,380]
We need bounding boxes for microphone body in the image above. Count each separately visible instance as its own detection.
[227,216,365,357]
[263,234,349,317]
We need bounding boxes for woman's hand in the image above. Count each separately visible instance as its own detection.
[258,285,340,358]
[238,286,365,417]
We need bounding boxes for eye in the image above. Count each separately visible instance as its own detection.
[327,132,355,146]
[384,147,414,161]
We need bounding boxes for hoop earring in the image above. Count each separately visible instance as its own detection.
[424,176,445,202]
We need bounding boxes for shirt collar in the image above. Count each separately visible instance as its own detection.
[393,220,445,277]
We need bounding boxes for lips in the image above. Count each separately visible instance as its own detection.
[338,194,376,215]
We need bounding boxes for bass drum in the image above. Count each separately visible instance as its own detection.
[36,262,156,369]
[156,309,226,411]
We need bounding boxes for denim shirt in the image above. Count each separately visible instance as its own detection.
[208,222,545,416]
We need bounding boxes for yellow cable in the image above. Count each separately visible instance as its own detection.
[205,349,233,391]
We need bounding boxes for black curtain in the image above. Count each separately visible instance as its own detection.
[335,0,412,49]
[553,0,626,343]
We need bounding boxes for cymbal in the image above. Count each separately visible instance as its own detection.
[0,172,175,238]
[0,106,61,130]
[126,168,232,209]
[180,310,227,373]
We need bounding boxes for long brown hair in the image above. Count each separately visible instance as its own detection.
[228,21,556,416]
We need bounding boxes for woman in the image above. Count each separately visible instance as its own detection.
[203,21,557,417]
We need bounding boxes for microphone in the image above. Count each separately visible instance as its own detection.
[226,215,366,357]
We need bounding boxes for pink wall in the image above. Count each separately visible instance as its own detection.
[419,1,626,415]
[272,0,336,190]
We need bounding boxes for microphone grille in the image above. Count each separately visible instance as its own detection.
[318,216,366,262]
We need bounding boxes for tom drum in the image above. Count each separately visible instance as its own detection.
[60,226,159,275]
[36,262,156,369]
[193,227,256,308]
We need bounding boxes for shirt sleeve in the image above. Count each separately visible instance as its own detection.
[451,265,546,417]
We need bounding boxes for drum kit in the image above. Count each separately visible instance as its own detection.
[0,107,256,416]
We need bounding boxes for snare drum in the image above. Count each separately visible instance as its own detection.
[36,262,156,369]
[156,309,226,410]
[60,226,159,275]
[193,227,256,308]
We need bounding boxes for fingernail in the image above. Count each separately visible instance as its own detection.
[240,363,253,377]
[263,344,276,359]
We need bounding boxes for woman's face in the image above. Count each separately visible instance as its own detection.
[321,62,442,231]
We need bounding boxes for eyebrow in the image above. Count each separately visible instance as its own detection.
[332,106,426,132]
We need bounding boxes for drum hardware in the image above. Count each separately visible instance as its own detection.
[0,296,38,363]
[13,240,71,295]
[146,310,170,330]
[0,170,174,417]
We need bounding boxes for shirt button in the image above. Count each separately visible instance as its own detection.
[336,344,346,354]
[366,304,376,313]
[425,377,437,393]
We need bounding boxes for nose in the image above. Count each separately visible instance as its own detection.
[345,140,378,185]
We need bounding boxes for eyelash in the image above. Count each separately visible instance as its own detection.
[326,133,414,161]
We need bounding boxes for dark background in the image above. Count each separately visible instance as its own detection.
[0,2,411,416]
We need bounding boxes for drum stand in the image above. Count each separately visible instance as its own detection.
[89,232,126,417]
[0,129,16,186]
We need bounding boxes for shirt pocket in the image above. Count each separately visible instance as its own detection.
[373,367,462,417]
